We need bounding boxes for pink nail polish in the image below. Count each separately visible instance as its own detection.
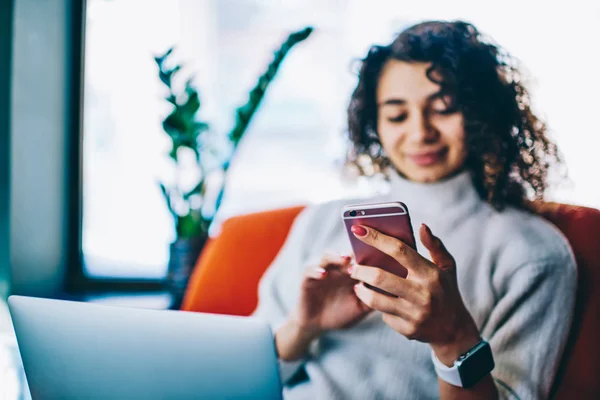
[351,225,367,237]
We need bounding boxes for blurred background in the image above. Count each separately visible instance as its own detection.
[82,0,600,282]
[0,0,598,307]
[1,0,599,397]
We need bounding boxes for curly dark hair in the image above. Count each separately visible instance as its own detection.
[347,20,561,210]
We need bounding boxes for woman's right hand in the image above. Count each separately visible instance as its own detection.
[275,253,371,361]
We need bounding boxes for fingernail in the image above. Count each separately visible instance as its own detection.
[422,223,432,234]
[314,267,326,274]
[351,225,368,237]
[341,255,352,261]
[348,265,354,275]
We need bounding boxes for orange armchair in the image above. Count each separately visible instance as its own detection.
[181,203,600,399]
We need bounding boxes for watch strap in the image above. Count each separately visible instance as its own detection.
[431,339,494,388]
[431,349,463,387]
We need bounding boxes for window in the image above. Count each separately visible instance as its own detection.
[82,0,600,280]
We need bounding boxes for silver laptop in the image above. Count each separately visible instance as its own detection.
[8,295,282,400]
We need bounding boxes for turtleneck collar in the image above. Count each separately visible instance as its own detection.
[382,169,482,218]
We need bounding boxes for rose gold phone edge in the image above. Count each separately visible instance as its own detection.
[341,201,416,293]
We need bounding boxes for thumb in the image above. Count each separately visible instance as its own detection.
[419,224,454,271]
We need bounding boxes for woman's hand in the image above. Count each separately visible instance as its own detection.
[349,224,480,366]
[295,253,372,334]
[276,253,371,361]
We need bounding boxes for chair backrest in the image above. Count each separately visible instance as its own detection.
[181,202,600,399]
[530,203,600,399]
[181,206,305,316]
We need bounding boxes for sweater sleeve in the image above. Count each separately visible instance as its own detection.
[252,205,319,384]
[481,254,577,400]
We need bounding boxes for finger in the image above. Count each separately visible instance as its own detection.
[350,264,421,302]
[304,265,327,280]
[381,313,419,340]
[419,224,454,270]
[354,283,413,319]
[350,225,428,277]
[319,252,352,271]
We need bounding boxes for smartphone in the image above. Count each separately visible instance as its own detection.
[342,201,416,294]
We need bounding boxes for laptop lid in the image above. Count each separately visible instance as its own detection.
[8,295,282,400]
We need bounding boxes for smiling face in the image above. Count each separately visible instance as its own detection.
[376,60,467,183]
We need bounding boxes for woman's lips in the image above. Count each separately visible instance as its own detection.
[406,148,448,166]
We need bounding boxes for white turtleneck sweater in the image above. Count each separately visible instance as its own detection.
[253,171,576,400]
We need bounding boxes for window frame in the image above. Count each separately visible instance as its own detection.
[65,0,166,295]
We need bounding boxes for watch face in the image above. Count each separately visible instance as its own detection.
[457,342,495,389]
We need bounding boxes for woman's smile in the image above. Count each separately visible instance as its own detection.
[405,148,449,167]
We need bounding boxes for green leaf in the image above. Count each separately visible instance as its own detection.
[194,121,209,133]
[168,144,179,161]
[159,65,182,88]
[166,94,178,105]
[214,26,313,218]
[184,78,196,95]
[163,111,189,138]
[155,47,174,66]
[180,91,200,117]
[289,26,313,42]
[226,26,313,146]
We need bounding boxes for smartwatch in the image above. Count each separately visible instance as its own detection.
[431,339,495,389]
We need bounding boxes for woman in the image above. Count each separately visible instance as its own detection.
[253,20,576,400]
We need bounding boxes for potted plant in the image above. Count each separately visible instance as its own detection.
[155,27,313,309]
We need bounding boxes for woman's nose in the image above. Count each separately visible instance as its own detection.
[408,113,438,143]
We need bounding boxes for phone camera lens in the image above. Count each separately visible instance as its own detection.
[349,210,357,217]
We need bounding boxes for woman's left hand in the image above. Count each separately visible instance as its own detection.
[349,223,481,366]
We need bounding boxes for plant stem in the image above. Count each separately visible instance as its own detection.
[213,26,313,215]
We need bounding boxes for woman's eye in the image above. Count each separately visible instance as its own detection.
[431,97,458,115]
[387,114,407,123]
[432,106,458,115]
